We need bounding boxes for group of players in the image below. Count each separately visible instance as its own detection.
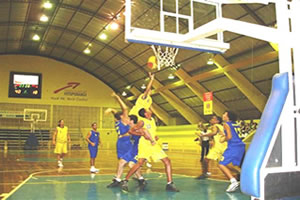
[52,72,245,193]
[195,111,245,192]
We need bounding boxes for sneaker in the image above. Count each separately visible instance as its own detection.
[195,174,208,179]
[206,172,211,175]
[106,179,121,188]
[90,168,99,173]
[146,162,152,168]
[226,181,239,192]
[121,180,129,192]
[166,182,180,192]
[58,161,63,168]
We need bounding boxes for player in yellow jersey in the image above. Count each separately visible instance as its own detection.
[52,119,71,168]
[196,115,227,179]
[121,108,179,192]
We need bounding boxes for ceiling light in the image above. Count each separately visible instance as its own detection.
[40,14,49,22]
[126,85,131,90]
[99,33,107,40]
[207,58,214,65]
[83,48,91,54]
[168,73,175,79]
[32,34,40,41]
[43,1,53,9]
[110,22,119,30]
[122,91,127,96]
[141,84,146,90]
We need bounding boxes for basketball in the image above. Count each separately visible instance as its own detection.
[147,56,157,69]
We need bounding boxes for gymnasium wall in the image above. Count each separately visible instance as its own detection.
[156,124,201,153]
[0,55,119,148]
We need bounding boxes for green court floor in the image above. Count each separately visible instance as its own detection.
[5,173,250,200]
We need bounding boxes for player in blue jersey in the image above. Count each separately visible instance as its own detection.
[106,93,154,188]
[219,111,245,192]
[86,122,101,173]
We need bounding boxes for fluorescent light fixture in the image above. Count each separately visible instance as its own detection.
[122,91,127,96]
[83,48,91,54]
[141,84,146,89]
[40,14,49,22]
[168,74,175,79]
[207,58,214,65]
[43,1,52,9]
[99,33,107,40]
[126,85,131,90]
[32,34,40,41]
[110,22,119,30]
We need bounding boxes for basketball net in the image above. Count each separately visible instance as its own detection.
[151,45,179,70]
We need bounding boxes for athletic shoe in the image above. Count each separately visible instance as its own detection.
[226,181,239,192]
[90,168,99,173]
[166,182,180,192]
[58,161,63,168]
[195,173,209,179]
[106,179,121,188]
[121,180,129,192]
[146,162,152,168]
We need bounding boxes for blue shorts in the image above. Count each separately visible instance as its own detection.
[88,145,98,158]
[219,145,245,166]
[117,137,137,163]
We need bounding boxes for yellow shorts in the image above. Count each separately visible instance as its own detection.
[54,142,68,154]
[206,145,227,161]
[138,142,167,162]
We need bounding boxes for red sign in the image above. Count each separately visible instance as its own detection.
[203,92,213,101]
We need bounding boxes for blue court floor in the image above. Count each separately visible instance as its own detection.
[5,173,249,200]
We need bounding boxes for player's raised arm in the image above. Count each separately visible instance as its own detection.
[142,72,155,99]
[112,92,128,117]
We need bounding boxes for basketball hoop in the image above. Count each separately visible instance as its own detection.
[151,45,179,71]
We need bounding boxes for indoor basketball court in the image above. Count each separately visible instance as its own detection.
[0,0,300,200]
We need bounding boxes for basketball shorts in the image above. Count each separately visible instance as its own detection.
[138,142,167,162]
[88,145,98,158]
[117,139,136,163]
[219,145,245,166]
[54,142,67,154]
[206,145,227,161]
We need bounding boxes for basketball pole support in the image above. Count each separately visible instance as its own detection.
[184,1,300,199]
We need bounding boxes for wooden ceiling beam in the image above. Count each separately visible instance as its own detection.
[213,55,268,112]
[175,69,229,117]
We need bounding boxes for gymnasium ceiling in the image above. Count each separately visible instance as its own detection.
[0,0,279,124]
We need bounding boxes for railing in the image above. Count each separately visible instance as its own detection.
[0,128,50,150]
